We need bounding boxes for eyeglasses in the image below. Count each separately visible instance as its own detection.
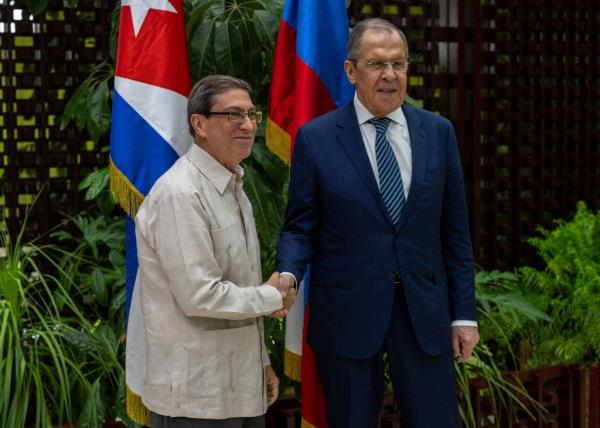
[354,60,410,73]
[206,110,263,124]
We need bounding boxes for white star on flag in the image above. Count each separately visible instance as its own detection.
[121,0,177,36]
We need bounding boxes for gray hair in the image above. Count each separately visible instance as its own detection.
[347,18,409,61]
[187,75,253,136]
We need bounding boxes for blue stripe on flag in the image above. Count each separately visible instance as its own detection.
[110,90,179,197]
[282,0,354,108]
[125,216,138,319]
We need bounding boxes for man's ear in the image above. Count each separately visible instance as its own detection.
[190,113,208,138]
[344,60,357,85]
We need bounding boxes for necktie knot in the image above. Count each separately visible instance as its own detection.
[368,117,391,135]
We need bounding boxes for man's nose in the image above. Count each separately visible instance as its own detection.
[238,114,254,129]
[380,63,397,80]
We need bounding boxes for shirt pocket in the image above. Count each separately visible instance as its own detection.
[210,222,239,251]
[186,324,263,399]
[209,222,240,276]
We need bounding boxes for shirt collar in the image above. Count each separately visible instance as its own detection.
[353,92,407,128]
[186,143,244,194]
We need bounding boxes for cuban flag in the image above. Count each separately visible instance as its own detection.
[266,1,353,426]
[109,0,191,424]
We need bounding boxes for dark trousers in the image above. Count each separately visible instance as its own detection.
[150,412,265,428]
[315,287,458,428]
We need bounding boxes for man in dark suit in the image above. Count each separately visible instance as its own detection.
[276,18,479,427]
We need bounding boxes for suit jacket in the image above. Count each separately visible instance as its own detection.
[276,101,476,358]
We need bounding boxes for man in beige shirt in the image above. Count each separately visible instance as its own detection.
[135,75,296,427]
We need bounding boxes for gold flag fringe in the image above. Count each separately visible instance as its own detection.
[127,386,151,426]
[301,418,318,428]
[266,118,291,165]
[109,158,145,217]
[284,349,302,382]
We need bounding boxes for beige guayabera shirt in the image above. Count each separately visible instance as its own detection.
[135,143,282,419]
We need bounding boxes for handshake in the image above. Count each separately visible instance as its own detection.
[265,272,297,319]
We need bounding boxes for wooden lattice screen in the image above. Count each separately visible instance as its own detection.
[350,0,600,269]
[1,0,598,269]
[0,0,111,243]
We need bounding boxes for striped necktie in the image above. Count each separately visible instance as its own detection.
[369,117,406,227]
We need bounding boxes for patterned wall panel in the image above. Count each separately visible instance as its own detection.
[471,0,600,268]
[0,0,111,242]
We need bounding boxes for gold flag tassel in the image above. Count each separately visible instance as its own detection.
[284,349,302,382]
[109,157,145,217]
[266,118,292,166]
[301,418,318,428]
[127,386,151,426]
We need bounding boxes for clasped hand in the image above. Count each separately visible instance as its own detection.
[265,272,296,319]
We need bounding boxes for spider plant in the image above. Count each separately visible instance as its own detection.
[0,213,84,427]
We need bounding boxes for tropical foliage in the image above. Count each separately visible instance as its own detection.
[0,198,133,427]
[517,202,600,368]
[0,215,79,427]
[457,270,550,426]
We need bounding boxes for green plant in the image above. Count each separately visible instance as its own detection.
[455,269,550,427]
[475,270,550,370]
[0,209,85,427]
[185,0,283,89]
[518,202,600,368]
[50,176,134,427]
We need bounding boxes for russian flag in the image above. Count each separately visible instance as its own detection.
[266,1,353,426]
[109,0,191,424]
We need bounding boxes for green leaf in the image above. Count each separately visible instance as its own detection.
[77,379,105,428]
[259,0,284,13]
[89,81,111,137]
[189,17,217,78]
[62,328,98,353]
[27,0,49,16]
[85,112,102,143]
[60,81,91,131]
[253,10,279,44]
[109,4,121,61]
[251,142,288,187]
[91,268,108,306]
[78,167,109,201]
[186,1,215,40]
[109,287,126,321]
[243,165,282,254]
[108,249,125,270]
[99,323,119,351]
[214,21,243,76]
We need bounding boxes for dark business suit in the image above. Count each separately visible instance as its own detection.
[276,101,476,427]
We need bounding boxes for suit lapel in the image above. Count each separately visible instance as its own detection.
[397,104,427,231]
[335,103,389,221]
